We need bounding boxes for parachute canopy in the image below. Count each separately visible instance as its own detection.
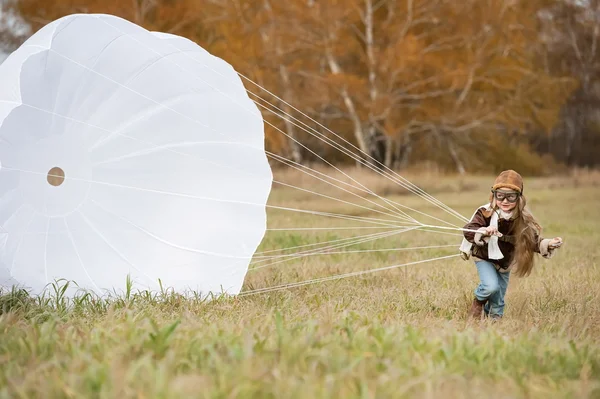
[0,14,272,297]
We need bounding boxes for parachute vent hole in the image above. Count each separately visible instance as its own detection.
[47,167,65,187]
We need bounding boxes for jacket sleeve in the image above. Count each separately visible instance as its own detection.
[534,232,556,258]
[463,208,488,244]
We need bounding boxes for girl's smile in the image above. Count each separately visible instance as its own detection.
[498,197,517,212]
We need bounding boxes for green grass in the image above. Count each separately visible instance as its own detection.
[1,170,599,398]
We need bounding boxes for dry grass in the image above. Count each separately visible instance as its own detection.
[1,169,599,398]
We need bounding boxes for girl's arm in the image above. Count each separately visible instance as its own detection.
[463,208,489,245]
[535,234,563,258]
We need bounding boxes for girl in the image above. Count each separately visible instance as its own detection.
[460,170,563,319]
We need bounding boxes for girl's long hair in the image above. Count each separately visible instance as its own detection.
[492,194,542,277]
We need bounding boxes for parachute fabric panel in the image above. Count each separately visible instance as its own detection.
[0,14,272,297]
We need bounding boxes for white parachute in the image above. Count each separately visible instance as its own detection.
[0,14,273,297]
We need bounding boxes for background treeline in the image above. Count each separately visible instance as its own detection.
[2,0,599,174]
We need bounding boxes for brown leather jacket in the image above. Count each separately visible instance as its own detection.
[463,207,554,270]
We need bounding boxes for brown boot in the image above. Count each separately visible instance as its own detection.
[469,298,487,319]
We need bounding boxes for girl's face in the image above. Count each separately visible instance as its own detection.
[493,189,520,212]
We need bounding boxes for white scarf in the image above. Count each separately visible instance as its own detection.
[459,203,513,260]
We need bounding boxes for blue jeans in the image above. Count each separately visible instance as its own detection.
[474,260,510,317]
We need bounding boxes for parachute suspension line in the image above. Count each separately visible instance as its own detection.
[240,254,461,296]
[249,94,468,224]
[251,243,460,273]
[251,237,396,271]
[255,227,463,262]
[268,153,416,223]
[240,76,469,223]
[250,228,408,269]
[253,244,459,260]
[252,105,422,224]
[265,206,405,227]
[415,229,464,237]
[415,225,489,235]
[265,226,415,232]
[272,179,421,222]
[251,93,449,223]
[255,228,403,256]
[251,229,462,271]
[251,232,402,271]
[2,166,407,228]
[254,100,460,228]
[256,223,470,267]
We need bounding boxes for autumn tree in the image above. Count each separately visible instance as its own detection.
[193,0,316,164]
[534,0,600,166]
[5,0,583,172]
[255,0,575,172]
[7,0,204,38]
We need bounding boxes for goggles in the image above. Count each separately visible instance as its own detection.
[492,189,520,203]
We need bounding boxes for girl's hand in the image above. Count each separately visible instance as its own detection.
[485,226,502,237]
[549,237,563,249]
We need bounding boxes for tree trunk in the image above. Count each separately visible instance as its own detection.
[132,0,155,24]
[432,127,465,174]
[447,137,466,175]
[325,51,369,167]
[279,64,303,164]
[396,132,412,170]
[264,0,303,164]
[364,0,379,166]
[384,136,394,168]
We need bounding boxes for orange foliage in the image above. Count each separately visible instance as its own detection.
[8,0,580,169]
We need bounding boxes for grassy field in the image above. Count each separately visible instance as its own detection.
[1,168,599,398]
